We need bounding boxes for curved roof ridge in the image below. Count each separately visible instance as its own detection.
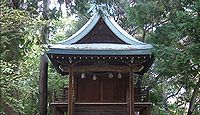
[104,16,147,45]
[56,12,152,50]
[59,14,100,45]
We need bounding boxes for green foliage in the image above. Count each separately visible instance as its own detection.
[0,4,31,60]
[49,16,87,43]
[126,0,200,114]
[0,1,44,114]
[0,0,81,114]
[1,0,200,114]
[0,1,41,114]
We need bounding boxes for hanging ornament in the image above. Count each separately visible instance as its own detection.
[108,73,113,79]
[81,73,86,79]
[117,73,122,79]
[93,74,97,80]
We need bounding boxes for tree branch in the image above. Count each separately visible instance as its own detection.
[166,87,182,100]
[187,75,200,115]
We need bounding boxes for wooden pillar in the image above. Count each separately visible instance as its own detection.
[68,65,74,115]
[129,67,134,115]
[39,54,48,115]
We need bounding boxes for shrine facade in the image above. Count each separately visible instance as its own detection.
[46,12,154,115]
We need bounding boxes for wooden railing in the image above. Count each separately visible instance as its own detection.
[52,87,68,103]
[52,87,149,103]
[51,87,151,115]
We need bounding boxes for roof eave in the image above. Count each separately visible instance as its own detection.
[46,48,153,56]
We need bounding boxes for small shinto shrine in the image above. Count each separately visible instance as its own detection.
[46,13,154,115]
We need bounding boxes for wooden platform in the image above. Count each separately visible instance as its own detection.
[51,102,152,115]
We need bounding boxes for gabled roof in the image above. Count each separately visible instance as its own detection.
[47,13,153,55]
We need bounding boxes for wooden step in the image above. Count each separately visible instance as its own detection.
[75,104,127,115]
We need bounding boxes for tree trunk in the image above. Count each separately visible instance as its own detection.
[39,54,48,115]
[42,0,49,44]
[39,0,49,114]
[187,76,200,115]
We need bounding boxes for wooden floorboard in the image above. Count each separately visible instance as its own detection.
[51,102,152,114]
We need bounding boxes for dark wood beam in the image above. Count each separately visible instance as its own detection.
[60,65,143,73]
[39,54,48,115]
[68,65,74,115]
[128,67,134,115]
[132,70,135,115]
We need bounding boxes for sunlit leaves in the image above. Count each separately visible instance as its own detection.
[126,0,200,114]
[0,2,43,61]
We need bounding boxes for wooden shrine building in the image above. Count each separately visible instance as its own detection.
[46,13,154,115]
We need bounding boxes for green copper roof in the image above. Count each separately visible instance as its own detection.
[58,13,149,46]
[47,13,153,55]
[47,43,152,55]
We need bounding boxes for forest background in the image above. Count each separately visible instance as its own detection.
[0,0,199,115]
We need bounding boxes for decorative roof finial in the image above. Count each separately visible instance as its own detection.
[87,3,111,17]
